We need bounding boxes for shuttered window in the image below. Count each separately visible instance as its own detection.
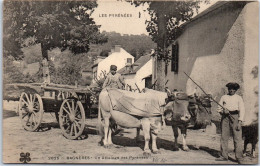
[171,43,179,73]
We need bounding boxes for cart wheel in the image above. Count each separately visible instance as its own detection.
[59,99,85,139]
[55,91,78,123]
[19,92,44,131]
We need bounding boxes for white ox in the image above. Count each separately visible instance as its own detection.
[98,88,168,155]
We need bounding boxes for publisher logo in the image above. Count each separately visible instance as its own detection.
[20,152,31,163]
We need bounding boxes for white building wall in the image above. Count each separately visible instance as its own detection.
[242,2,259,125]
[97,48,134,78]
[135,59,152,90]
[123,59,152,91]
[124,74,136,90]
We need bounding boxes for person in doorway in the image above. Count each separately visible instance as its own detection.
[102,65,125,90]
[216,82,245,164]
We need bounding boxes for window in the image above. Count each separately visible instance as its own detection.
[127,58,132,64]
[171,43,179,73]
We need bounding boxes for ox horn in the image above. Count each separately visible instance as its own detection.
[165,87,172,97]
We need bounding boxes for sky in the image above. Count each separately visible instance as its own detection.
[91,1,150,35]
[91,0,217,35]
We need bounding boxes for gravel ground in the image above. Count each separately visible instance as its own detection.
[2,101,258,164]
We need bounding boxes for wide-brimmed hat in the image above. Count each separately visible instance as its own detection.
[226,82,240,90]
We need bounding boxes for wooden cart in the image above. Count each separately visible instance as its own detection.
[4,83,100,140]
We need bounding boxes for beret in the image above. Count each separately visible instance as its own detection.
[226,82,240,90]
[110,65,117,70]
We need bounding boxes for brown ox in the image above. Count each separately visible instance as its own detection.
[98,88,168,155]
[164,93,212,151]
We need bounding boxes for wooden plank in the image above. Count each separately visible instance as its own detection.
[42,86,92,94]
[4,83,96,99]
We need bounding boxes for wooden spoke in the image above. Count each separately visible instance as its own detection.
[22,112,29,119]
[33,108,38,112]
[74,104,78,114]
[74,117,81,121]
[19,93,44,131]
[75,111,81,118]
[29,94,33,103]
[32,94,36,104]
[73,122,78,135]
[65,125,71,134]
[72,101,75,113]
[31,113,35,125]
[26,113,32,125]
[59,99,85,139]
[25,93,30,104]
[31,112,37,124]
[74,121,81,130]
[70,123,74,136]
[62,107,71,115]
[66,101,72,113]
[63,121,70,127]
[21,97,29,107]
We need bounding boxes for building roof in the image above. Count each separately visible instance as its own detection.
[91,56,106,68]
[118,54,151,75]
[171,1,247,43]
[180,1,229,28]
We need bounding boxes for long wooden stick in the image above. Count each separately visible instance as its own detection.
[184,72,234,120]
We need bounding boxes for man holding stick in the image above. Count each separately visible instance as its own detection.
[216,82,245,164]
[184,72,245,164]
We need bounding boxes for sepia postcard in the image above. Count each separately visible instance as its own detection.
[2,0,259,164]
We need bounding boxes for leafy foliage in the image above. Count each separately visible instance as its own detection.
[128,1,208,90]
[3,1,107,59]
[22,44,42,64]
[3,57,41,84]
[49,49,92,85]
[99,31,156,59]
[130,1,208,59]
[51,59,82,85]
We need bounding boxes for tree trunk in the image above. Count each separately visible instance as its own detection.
[41,42,49,60]
[155,11,167,91]
[156,59,165,91]
[41,42,50,83]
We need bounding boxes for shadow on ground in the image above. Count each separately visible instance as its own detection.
[3,110,18,119]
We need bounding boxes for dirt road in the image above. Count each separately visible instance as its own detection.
[2,107,258,164]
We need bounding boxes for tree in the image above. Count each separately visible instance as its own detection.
[4,1,107,59]
[98,31,156,59]
[22,44,42,64]
[52,57,82,85]
[3,1,107,82]
[130,1,208,91]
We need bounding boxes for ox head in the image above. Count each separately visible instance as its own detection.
[188,94,212,129]
[163,89,212,128]
[164,89,191,125]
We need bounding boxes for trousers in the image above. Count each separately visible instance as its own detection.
[220,114,243,160]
